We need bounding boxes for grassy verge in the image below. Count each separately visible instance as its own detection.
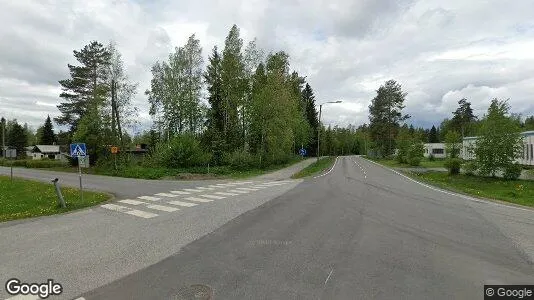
[404,171,534,207]
[365,156,446,168]
[33,156,305,180]
[0,176,110,222]
[291,157,335,179]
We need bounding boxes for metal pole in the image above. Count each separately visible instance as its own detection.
[1,120,4,159]
[10,162,13,182]
[78,156,83,201]
[317,104,322,162]
[52,178,66,208]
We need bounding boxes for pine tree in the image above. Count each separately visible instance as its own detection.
[40,115,55,145]
[368,80,410,156]
[204,46,225,163]
[451,98,477,138]
[220,25,246,151]
[302,83,319,156]
[428,125,438,143]
[56,41,112,133]
[7,121,27,157]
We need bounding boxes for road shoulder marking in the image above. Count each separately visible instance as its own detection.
[362,157,534,212]
[314,156,339,179]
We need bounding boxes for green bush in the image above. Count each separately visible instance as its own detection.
[503,163,522,180]
[428,154,435,161]
[408,156,422,166]
[462,161,477,176]
[445,158,462,175]
[407,141,424,166]
[0,159,67,168]
[223,149,258,170]
[149,134,212,168]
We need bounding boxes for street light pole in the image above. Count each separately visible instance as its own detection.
[317,100,342,162]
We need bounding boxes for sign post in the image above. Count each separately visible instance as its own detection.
[299,147,307,158]
[70,143,87,202]
[6,149,16,182]
[111,146,118,171]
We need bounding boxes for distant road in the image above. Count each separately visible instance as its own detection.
[0,157,315,198]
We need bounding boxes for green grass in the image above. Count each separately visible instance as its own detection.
[0,176,110,222]
[2,156,307,180]
[406,171,534,207]
[44,156,305,180]
[365,156,446,168]
[291,157,335,179]
[0,158,69,168]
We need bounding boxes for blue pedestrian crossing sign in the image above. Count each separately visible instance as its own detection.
[299,148,307,156]
[70,143,87,157]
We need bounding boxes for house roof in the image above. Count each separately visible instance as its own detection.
[33,145,60,153]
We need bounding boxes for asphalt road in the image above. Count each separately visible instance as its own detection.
[79,156,534,300]
[0,158,314,198]
[2,156,534,299]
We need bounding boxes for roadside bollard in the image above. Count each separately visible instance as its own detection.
[51,178,66,208]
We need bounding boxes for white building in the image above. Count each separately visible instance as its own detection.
[423,143,447,159]
[461,131,534,166]
[30,145,61,160]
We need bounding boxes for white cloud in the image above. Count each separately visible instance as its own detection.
[1,0,534,132]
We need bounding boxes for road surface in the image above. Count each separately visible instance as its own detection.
[2,156,534,299]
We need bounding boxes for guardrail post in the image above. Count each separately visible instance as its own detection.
[51,178,66,208]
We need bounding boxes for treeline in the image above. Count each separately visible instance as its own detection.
[51,24,362,170]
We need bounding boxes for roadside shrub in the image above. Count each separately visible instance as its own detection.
[462,161,477,176]
[407,141,424,166]
[149,134,212,168]
[503,163,522,180]
[223,149,258,170]
[444,158,462,175]
[428,154,435,161]
[25,159,68,168]
[0,159,67,168]
[407,156,422,166]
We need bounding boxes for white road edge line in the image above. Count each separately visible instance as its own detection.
[324,268,334,286]
[362,157,534,213]
[313,156,339,179]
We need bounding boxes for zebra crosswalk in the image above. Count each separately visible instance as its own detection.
[99,180,294,219]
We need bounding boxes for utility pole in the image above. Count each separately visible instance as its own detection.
[317,104,322,162]
[316,100,342,162]
[1,119,5,158]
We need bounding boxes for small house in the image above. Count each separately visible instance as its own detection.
[423,143,447,159]
[31,145,61,160]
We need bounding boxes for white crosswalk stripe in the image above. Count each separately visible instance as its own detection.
[214,192,239,196]
[99,181,292,219]
[155,192,179,198]
[250,185,267,189]
[185,196,213,203]
[200,194,226,199]
[227,189,250,194]
[101,204,158,218]
[138,196,160,201]
[168,200,198,207]
[170,190,191,195]
[236,187,259,191]
[145,204,179,212]
[119,199,145,205]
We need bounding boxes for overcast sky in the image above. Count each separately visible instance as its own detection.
[1,0,533,133]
